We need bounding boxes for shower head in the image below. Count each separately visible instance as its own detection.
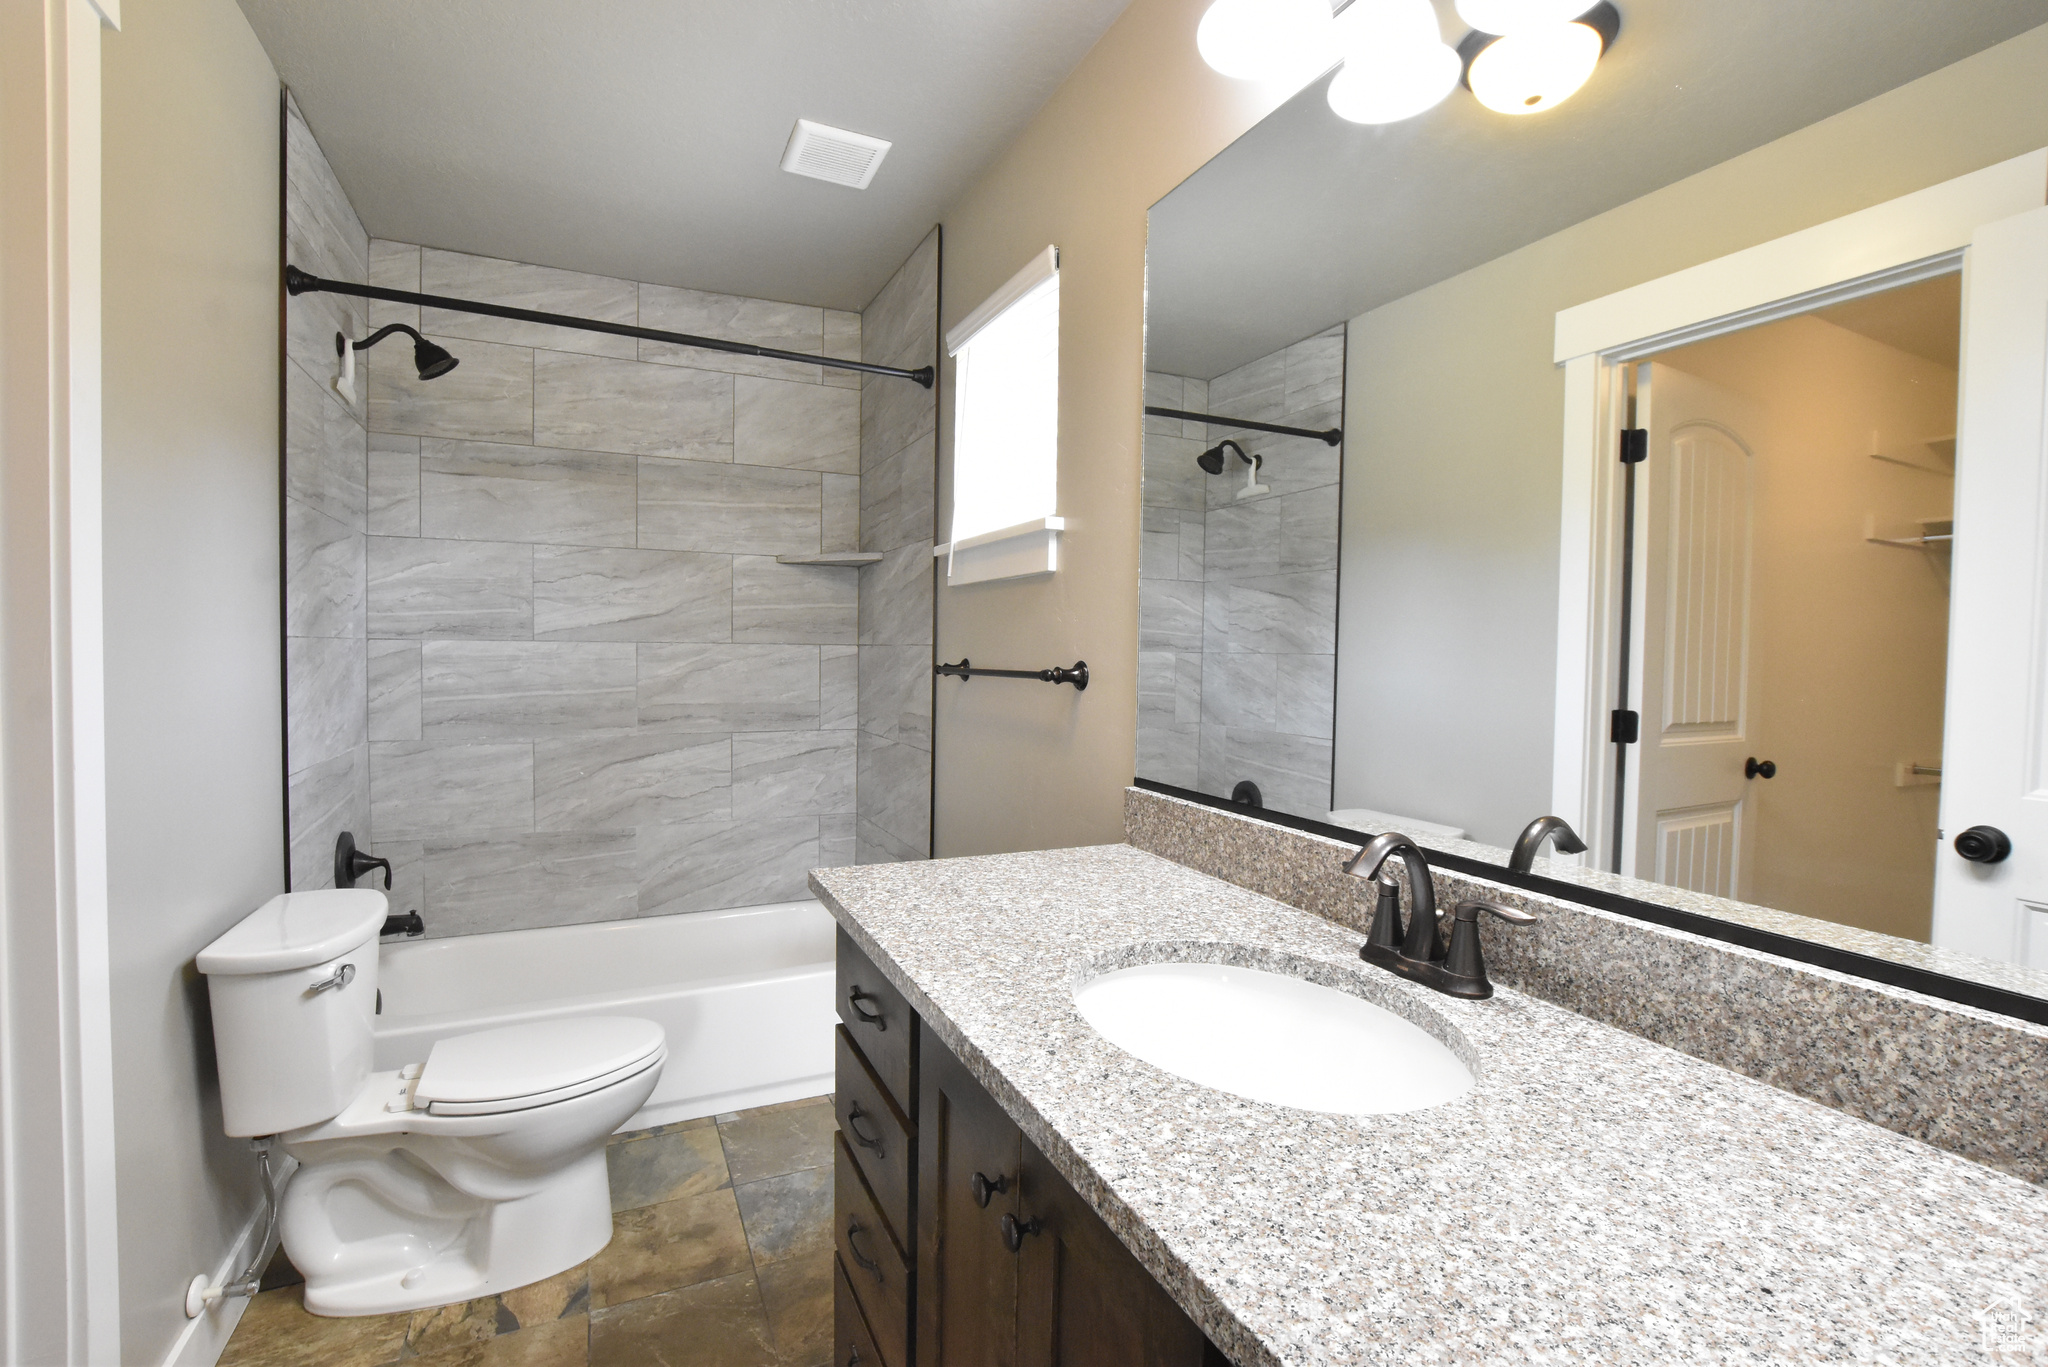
[1197,438,1252,475]
[340,324,460,381]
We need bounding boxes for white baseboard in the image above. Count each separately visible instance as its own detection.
[159,1159,294,1367]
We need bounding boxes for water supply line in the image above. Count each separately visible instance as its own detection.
[185,1139,286,1318]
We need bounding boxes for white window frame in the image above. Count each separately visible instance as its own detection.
[936,245,1063,586]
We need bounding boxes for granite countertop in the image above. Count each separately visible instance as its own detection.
[811,844,2048,1367]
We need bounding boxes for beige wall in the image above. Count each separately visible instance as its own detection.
[102,0,283,1358]
[1336,24,2048,849]
[931,0,1295,855]
[1655,315,1955,940]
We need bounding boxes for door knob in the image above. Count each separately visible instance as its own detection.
[1954,825,2012,865]
[1745,757,1777,780]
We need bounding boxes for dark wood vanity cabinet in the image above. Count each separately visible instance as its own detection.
[832,928,1223,1367]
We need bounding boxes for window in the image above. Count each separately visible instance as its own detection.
[940,246,1062,584]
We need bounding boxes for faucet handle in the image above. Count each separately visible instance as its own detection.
[1455,898,1537,926]
[1430,899,1538,1000]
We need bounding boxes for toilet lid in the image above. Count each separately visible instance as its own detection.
[415,1016,665,1113]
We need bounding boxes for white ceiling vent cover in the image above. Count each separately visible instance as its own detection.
[780,119,892,190]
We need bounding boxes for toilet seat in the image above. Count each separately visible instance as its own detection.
[414,1016,665,1117]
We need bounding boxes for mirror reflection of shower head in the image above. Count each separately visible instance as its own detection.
[1197,438,1252,474]
[337,324,460,381]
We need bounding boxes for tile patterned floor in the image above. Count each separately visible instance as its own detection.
[218,1095,837,1367]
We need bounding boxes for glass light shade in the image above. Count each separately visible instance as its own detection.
[1453,0,1596,36]
[1197,0,1337,82]
[1326,39,1460,124]
[1466,19,1603,115]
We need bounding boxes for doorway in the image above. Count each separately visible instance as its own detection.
[1630,275,1959,940]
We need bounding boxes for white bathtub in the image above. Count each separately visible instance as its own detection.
[374,900,836,1130]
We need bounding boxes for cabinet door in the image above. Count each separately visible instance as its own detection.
[916,1025,1022,1367]
[1014,1139,1219,1367]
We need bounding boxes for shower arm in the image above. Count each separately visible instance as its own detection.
[285,265,936,389]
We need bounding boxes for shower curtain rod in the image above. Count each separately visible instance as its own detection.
[1144,405,1341,446]
[285,266,936,388]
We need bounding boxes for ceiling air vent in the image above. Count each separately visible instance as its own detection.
[780,119,892,190]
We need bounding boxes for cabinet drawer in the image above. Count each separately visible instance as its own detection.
[837,928,918,1116]
[835,1025,913,1256]
[836,1133,911,1367]
[835,1254,888,1367]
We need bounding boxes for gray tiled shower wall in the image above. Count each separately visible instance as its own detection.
[1138,326,1343,816]
[282,100,936,934]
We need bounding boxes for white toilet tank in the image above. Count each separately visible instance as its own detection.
[197,889,389,1137]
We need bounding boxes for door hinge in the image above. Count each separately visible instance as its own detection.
[1611,709,1640,744]
[1619,428,1648,464]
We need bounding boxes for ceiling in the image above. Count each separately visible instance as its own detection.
[1146,1,2048,378]
[1815,273,1962,369]
[238,0,1132,312]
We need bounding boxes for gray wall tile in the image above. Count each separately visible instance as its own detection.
[856,731,930,853]
[287,499,366,641]
[534,350,732,459]
[369,333,534,444]
[857,645,932,751]
[286,636,366,774]
[732,557,855,644]
[420,640,637,739]
[367,239,420,330]
[638,644,819,731]
[856,541,932,646]
[637,457,820,556]
[421,248,638,358]
[822,312,862,392]
[1139,579,1203,653]
[820,814,856,868]
[734,376,859,474]
[534,728,732,830]
[533,545,731,643]
[370,741,534,841]
[733,730,855,821]
[370,838,425,916]
[1274,655,1337,739]
[823,473,860,553]
[860,430,935,553]
[637,815,821,915]
[368,433,421,537]
[288,744,370,892]
[367,536,532,639]
[855,816,925,865]
[367,640,422,742]
[1203,573,1336,656]
[286,361,366,532]
[821,645,858,731]
[422,832,639,934]
[639,284,825,385]
[419,438,636,547]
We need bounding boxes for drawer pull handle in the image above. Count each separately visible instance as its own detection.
[846,1104,886,1157]
[1001,1212,1043,1253]
[970,1171,1009,1208]
[847,986,887,1029]
[846,1217,885,1282]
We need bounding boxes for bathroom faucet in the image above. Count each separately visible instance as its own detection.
[1508,816,1587,873]
[1342,832,1442,976]
[1344,835,1539,999]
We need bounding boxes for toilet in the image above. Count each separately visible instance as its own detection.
[197,888,665,1316]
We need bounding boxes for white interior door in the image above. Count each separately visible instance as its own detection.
[1933,205,2048,964]
[1632,363,1765,899]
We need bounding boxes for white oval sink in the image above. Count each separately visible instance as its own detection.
[1074,962,1474,1116]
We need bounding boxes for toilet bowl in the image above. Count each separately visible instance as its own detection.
[198,890,666,1316]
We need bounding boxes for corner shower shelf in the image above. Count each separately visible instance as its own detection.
[775,551,883,567]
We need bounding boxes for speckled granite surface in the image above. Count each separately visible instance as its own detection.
[811,845,2048,1366]
[1129,787,2048,1185]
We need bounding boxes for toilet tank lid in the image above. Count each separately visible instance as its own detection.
[197,889,389,975]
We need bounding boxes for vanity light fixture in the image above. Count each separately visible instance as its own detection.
[1325,0,1461,126]
[1452,0,1596,37]
[1195,0,1335,83]
[1459,1,1620,116]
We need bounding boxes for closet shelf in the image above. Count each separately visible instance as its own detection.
[775,551,883,567]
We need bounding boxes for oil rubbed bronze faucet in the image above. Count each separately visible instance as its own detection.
[1343,833,1537,999]
[1508,815,1587,873]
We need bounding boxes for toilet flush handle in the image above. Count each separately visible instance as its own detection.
[308,962,356,995]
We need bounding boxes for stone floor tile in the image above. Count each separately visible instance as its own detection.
[406,1314,589,1367]
[500,1261,593,1327]
[715,1097,835,1185]
[407,1263,592,1355]
[589,1270,777,1367]
[590,1188,753,1308]
[756,1249,833,1367]
[609,1123,731,1212]
[733,1166,834,1268]
[217,1286,410,1367]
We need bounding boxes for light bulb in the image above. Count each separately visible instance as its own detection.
[1466,19,1603,114]
[1197,0,1337,83]
[1325,0,1458,125]
[1453,0,1596,36]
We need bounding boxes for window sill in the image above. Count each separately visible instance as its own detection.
[933,517,1064,586]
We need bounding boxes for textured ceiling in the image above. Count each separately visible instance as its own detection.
[238,0,1132,311]
[1147,2,2048,378]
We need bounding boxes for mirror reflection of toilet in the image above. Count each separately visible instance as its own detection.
[197,889,666,1316]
